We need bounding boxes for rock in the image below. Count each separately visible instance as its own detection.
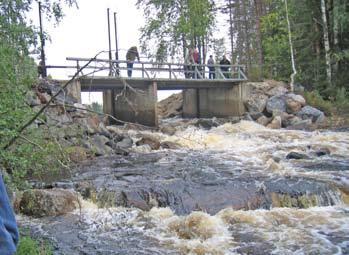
[266,95,287,114]
[25,91,41,106]
[72,103,88,117]
[244,94,268,113]
[242,113,254,121]
[282,115,301,127]
[194,119,219,130]
[65,146,89,163]
[286,93,306,106]
[160,141,182,149]
[315,148,331,157]
[136,135,161,150]
[249,112,264,121]
[256,116,271,126]
[160,125,176,136]
[115,136,133,149]
[106,125,122,134]
[98,122,112,138]
[76,115,101,135]
[285,94,306,114]
[158,92,183,118]
[45,106,73,125]
[267,116,282,129]
[286,151,310,160]
[19,189,78,217]
[296,106,325,123]
[286,119,313,130]
[286,98,302,114]
[91,135,112,156]
[265,80,289,96]
[294,83,305,94]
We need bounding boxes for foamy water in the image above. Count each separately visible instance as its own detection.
[18,121,349,254]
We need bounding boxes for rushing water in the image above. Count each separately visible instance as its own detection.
[19,121,349,254]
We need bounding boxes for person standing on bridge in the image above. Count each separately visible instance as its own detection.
[0,172,19,255]
[207,55,215,79]
[126,46,140,78]
[219,55,231,78]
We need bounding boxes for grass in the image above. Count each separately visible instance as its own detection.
[16,236,53,255]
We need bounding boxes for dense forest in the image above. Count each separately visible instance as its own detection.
[1,0,348,188]
[137,0,349,98]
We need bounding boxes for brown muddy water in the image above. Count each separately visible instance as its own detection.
[18,121,349,254]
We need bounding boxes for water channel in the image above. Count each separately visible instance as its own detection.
[19,121,349,254]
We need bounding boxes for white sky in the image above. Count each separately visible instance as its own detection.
[29,0,180,103]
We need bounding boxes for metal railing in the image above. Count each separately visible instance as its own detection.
[52,57,248,81]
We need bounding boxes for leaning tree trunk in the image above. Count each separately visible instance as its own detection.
[285,0,297,92]
[320,0,332,86]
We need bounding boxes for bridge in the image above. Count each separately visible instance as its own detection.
[58,57,249,126]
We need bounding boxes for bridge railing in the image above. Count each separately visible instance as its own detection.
[64,57,248,81]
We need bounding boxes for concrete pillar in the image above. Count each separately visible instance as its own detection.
[103,90,115,120]
[113,82,158,127]
[183,83,248,118]
[182,89,199,118]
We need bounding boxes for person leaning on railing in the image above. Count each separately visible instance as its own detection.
[126,46,140,78]
[219,55,231,78]
[0,171,19,255]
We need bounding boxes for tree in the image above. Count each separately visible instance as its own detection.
[136,0,215,63]
[0,0,77,187]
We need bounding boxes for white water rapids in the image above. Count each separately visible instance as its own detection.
[18,121,349,254]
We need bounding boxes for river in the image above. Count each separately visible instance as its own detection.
[18,121,349,254]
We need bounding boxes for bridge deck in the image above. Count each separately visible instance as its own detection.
[79,76,242,91]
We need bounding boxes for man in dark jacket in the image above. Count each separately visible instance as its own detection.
[126,46,140,78]
[219,55,231,78]
[0,173,19,255]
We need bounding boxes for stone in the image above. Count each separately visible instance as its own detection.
[244,94,268,113]
[160,141,182,149]
[115,136,133,149]
[256,115,271,126]
[158,92,183,118]
[296,106,325,123]
[265,81,288,96]
[91,135,113,156]
[315,148,331,157]
[19,189,78,217]
[65,146,89,163]
[249,112,264,121]
[25,91,41,107]
[266,95,287,114]
[136,135,161,150]
[286,151,310,160]
[242,113,254,121]
[286,98,302,114]
[193,119,220,130]
[45,106,73,125]
[160,125,176,136]
[286,119,313,130]
[286,93,306,106]
[267,116,282,129]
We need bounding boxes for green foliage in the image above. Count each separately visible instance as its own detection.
[304,90,335,116]
[16,236,53,255]
[0,0,77,188]
[137,0,215,61]
[89,102,103,113]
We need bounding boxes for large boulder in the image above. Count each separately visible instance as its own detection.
[136,135,161,150]
[19,189,78,217]
[158,92,183,118]
[296,106,325,123]
[244,94,268,113]
[256,115,271,126]
[285,94,306,114]
[267,116,282,129]
[90,135,112,156]
[266,95,287,114]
